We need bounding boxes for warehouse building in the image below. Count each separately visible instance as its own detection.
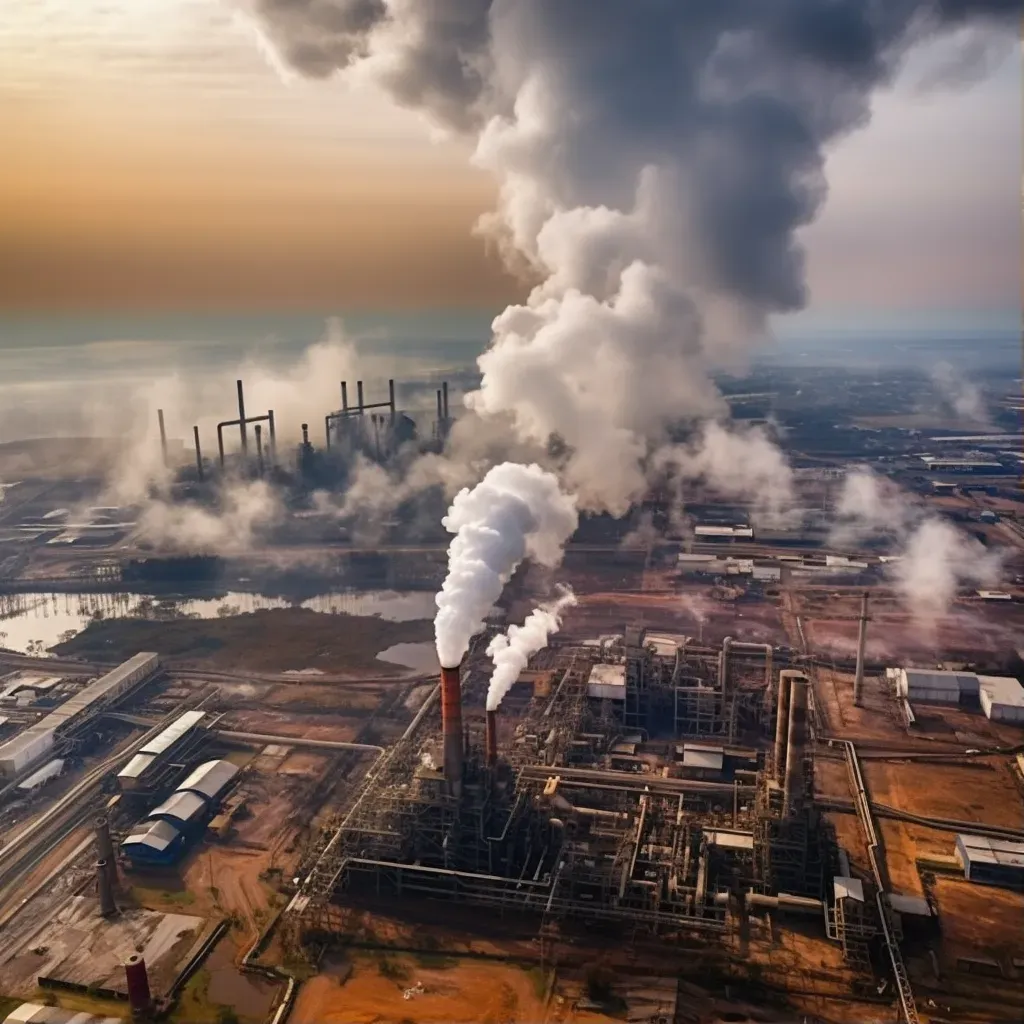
[148,789,209,830]
[117,708,207,791]
[978,676,1024,724]
[0,653,160,776]
[893,668,980,706]
[955,834,1024,890]
[121,819,185,867]
[177,759,239,802]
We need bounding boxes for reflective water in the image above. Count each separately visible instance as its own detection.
[0,589,438,655]
[376,641,439,673]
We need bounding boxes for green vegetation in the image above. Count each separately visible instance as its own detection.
[377,956,412,983]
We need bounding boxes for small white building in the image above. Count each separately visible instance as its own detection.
[978,676,1024,724]
[587,663,626,702]
[895,668,979,705]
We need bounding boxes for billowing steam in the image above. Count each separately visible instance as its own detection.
[485,587,576,711]
[239,0,1018,516]
[931,361,992,426]
[434,462,578,668]
[833,467,1002,624]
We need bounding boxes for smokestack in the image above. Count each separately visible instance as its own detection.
[157,409,168,467]
[123,954,152,1018]
[267,410,276,465]
[357,380,365,414]
[255,424,264,476]
[440,664,464,798]
[853,591,869,708]
[442,381,450,422]
[719,636,732,692]
[301,423,309,446]
[485,709,498,768]
[97,859,117,917]
[193,426,204,481]
[389,378,396,422]
[774,672,793,782]
[236,379,247,455]
[341,380,349,413]
[436,389,443,429]
[95,815,117,890]
[782,674,808,817]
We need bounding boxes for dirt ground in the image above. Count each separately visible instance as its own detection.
[862,759,1024,831]
[52,607,433,674]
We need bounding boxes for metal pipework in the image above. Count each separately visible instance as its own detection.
[854,591,869,708]
[193,426,204,481]
[485,709,498,768]
[217,410,275,469]
[236,379,247,455]
[95,815,117,891]
[357,380,365,414]
[97,859,117,917]
[255,424,264,477]
[388,378,396,423]
[774,671,799,782]
[440,664,464,799]
[783,673,809,817]
[718,636,732,692]
[157,409,168,466]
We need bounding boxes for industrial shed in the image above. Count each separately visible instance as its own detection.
[955,834,1024,890]
[148,789,209,828]
[177,759,239,802]
[977,676,1024,724]
[121,819,185,866]
[587,664,626,701]
[1,1004,121,1024]
[895,668,979,706]
[117,708,206,790]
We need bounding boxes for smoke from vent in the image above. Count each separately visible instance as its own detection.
[930,360,992,426]
[832,467,1002,624]
[239,0,1017,515]
[434,462,577,669]
[485,586,576,711]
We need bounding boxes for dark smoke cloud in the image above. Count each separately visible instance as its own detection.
[240,0,1019,513]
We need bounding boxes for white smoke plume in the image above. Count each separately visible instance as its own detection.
[434,462,578,668]
[832,467,1002,624]
[133,480,285,555]
[238,0,1017,517]
[930,361,992,426]
[485,586,576,711]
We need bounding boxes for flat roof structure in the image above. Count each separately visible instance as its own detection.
[956,833,1024,890]
[2,1004,122,1024]
[978,676,1024,724]
[896,668,980,704]
[138,710,206,756]
[682,745,725,772]
[16,758,65,791]
[176,759,239,802]
[586,663,626,701]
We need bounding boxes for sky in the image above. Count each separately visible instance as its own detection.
[0,1,1020,318]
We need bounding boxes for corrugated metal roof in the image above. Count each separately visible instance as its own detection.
[957,833,1024,869]
[177,759,239,801]
[833,876,865,903]
[587,663,626,700]
[978,676,1024,709]
[117,752,158,780]
[149,790,207,825]
[2,1003,122,1024]
[122,818,181,854]
[139,710,205,756]
[706,830,754,850]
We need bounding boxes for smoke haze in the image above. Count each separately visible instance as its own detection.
[485,586,576,711]
[434,462,577,668]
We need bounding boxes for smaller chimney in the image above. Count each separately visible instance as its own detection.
[301,422,310,446]
[341,380,349,412]
[436,389,443,429]
[357,380,365,414]
[485,709,498,768]
[255,424,264,477]
[95,816,117,890]
[442,381,450,421]
[236,379,247,454]
[440,664,464,799]
[97,859,117,917]
[193,426,204,481]
[157,409,168,466]
[124,954,152,1018]
[388,378,396,422]
[853,591,869,708]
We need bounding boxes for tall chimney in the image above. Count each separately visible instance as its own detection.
[341,380,349,413]
[719,636,733,692]
[485,709,498,768]
[442,381,450,421]
[388,378,396,422]
[97,859,117,917]
[95,815,117,890]
[301,423,310,446]
[157,409,168,466]
[436,389,444,430]
[236,379,247,455]
[774,672,794,782]
[357,380,365,414]
[255,424,264,476]
[853,591,869,708]
[782,674,808,817]
[193,426,204,481]
[124,954,152,1018]
[440,664,464,798]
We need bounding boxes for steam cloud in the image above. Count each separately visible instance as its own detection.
[930,361,992,426]
[434,462,577,668]
[833,467,1002,624]
[239,0,1018,516]
[485,587,576,712]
